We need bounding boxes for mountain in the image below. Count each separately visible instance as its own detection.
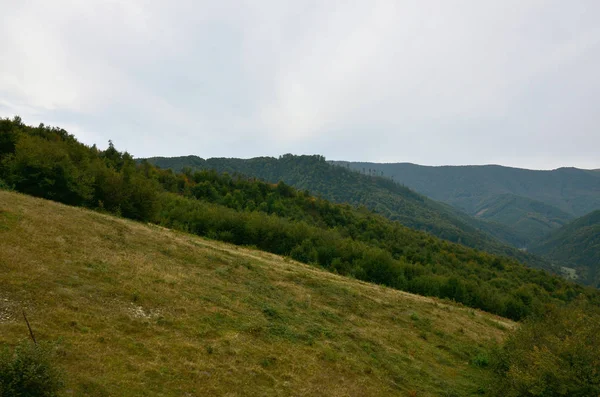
[1,117,591,320]
[145,155,545,267]
[0,190,515,396]
[2,117,600,394]
[332,162,600,246]
[472,193,573,244]
[531,210,600,287]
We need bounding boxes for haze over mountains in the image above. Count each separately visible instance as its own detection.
[335,162,600,238]
[531,210,600,287]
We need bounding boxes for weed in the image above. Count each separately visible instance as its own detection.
[471,352,490,368]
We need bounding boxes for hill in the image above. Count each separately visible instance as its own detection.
[1,117,592,319]
[531,210,600,287]
[0,190,514,396]
[333,162,600,246]
[472,193,573,244]
[145,155,544,267]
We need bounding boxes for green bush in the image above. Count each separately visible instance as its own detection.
[492,301,600,396]
[0,341,63,397]
[0,179,12,191]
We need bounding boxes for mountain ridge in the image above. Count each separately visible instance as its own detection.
[144,154,548,269]
[531,210,600,287]
[331,161,600,248]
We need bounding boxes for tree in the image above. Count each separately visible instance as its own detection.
[492,300,600,396]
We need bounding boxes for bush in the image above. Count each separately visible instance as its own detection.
[0,341,63,397]
[491,301,600,396]
[0,179,12,191]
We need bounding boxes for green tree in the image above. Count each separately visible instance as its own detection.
[492,301,600,396]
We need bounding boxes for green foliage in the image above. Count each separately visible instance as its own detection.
[472,193,573,245]
[0,118,160,221]
[491,302,600,396]
[144,154,556,271]
[334,161,600,248]
[156,190,598,320]
[335,161,600,219]
[470,352,490,368]
[0,341,64,397]
[0,179,12,191]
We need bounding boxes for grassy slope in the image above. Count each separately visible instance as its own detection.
[531,210,600,287]
[0,190,513,396]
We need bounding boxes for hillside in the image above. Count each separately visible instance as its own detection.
[472,194,573,244]
[531,210,600,287]
[2,117,592,321]
[333,162,600,246]
[144,155,544,267]
[0,190,514,396]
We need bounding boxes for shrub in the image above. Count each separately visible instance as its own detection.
[0,179,12,191]
[0,341,63,397]
[491,301,600,396]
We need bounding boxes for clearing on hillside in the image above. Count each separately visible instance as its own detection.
[0,190,514,396]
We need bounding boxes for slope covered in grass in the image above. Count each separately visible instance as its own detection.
[0,190,514,396]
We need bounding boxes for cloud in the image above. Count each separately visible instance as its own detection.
[0,0,599,169]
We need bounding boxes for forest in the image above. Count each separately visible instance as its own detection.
[1,116,598,321]
[146,154,551,268]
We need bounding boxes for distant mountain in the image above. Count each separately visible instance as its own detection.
[145,154,552,271]
[531,210,600,287]
[472,193,573,244]
[332,162,600,246]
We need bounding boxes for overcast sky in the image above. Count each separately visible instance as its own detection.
[1,1,599,169]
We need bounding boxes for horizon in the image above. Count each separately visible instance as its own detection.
[4,113,598,172]
[142,150,598,172]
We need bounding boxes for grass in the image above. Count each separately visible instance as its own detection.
[0,190,515,396]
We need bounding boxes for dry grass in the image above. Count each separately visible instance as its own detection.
[0,190,514,396]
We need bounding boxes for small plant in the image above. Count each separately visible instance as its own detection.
[410,313,419,321]
[0,179,13,191]
[261,305,280,319]
[470,352,489,368]
[0,341,64,397]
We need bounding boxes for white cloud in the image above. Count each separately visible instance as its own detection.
[0,0,599,168]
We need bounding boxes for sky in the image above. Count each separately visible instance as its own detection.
[1,1,599,170]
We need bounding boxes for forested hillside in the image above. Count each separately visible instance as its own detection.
[1,116,597,320]
[531,210,600,287]
[471,193,573,245]
[336,162,600,216]
[334,161,600,246]
[145,155,542,266]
